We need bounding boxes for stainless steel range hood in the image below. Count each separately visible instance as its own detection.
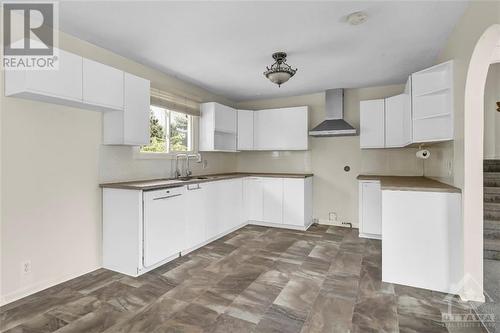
[309,89,357,137]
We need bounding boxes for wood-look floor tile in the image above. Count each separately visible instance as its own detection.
[1,225,488,333]
[209,314,256,333]
[224,282,282,324]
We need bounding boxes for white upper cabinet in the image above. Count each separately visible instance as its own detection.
[411,60,453,143]
[83,58,124,111]
[360,99,385,149]
[5,48,83,103]
[385,78,412,148]
[199,102,238,152]
[254,106,308,151]
[103,73,150,145]
[237,110,254,150]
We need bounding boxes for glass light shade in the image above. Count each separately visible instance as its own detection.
[267,71,292,86]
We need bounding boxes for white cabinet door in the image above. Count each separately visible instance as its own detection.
[83,58,124,110]
[360,99,385,148]
[185,183,207,250]
[143,187,186,267]
[123,73,150,145]
[283,178,305,226]
[103,73,150,145]
[237,110,254,150]
[254,107,308,150]
[214,103,237,133]
[5,49,83,101]
[262,178,283,224]
[359,181,382,239]
[385,92,411,148]
[218,179,243,231]
[204,182,220,240]
[243,178,263,221]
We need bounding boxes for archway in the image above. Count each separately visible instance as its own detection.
[462,24,500,302]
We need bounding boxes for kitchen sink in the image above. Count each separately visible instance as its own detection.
[177,176,209,181]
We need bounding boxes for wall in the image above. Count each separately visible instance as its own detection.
[423,1,500,187]
[484,63,500,160]
[236,85,423,226]
[0,30,236,305]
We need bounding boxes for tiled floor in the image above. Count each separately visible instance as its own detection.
[0,225,488,333]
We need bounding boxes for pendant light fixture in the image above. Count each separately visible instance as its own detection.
[263,52,297,87]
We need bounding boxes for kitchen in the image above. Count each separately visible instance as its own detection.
[1,1,499,333]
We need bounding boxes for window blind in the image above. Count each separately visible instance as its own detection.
[150,88,200,116]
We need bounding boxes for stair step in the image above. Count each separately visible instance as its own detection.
[484,228,500,240]
[484,172,500,187]
[485,220,500,230]
[484,239,500,252]
[484,211,500,221]
[484,249,500,260]
[484,160,500,172]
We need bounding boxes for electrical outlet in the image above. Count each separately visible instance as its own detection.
[21,260,31,275]
[328,212,337,221]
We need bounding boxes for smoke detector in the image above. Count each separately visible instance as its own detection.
[346,11,368,25]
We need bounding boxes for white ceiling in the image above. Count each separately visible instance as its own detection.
[58,1,468,101]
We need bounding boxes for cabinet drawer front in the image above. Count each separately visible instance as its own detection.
[26,49,83,101]
[83,58,124,110]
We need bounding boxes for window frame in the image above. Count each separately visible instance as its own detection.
[134,105,198,160]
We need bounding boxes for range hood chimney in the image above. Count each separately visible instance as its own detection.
[309,89,357,137]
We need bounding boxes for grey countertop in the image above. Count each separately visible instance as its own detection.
[100,172,314,190]
[357,175,461,193]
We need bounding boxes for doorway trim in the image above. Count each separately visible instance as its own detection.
[462,24,500,302]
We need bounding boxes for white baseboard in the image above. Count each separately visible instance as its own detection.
[248,220,313,231]
[0,265,100,306]
[316,219,358,228]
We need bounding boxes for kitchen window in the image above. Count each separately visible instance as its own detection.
[140,105,193,154]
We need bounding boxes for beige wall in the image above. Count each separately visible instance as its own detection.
[236,86,423,226]
[484,63,500,160]
[0,30,236,305]
[423,1,500,187]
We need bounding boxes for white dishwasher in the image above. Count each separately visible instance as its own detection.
[143,186,186,268]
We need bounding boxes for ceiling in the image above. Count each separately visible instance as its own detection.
[58,1,468,101]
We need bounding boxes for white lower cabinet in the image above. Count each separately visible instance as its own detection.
[358,180,382,239]
[244,177,313,229]
[283,178,313,227]
[243,178,264,221]
[262,178,284,224]
[186,183,208,251]
[102,176,313,277]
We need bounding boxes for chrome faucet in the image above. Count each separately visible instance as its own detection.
[186,154,201,177]
[174,153,188,179]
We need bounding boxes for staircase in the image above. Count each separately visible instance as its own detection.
[484,160,500,260]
